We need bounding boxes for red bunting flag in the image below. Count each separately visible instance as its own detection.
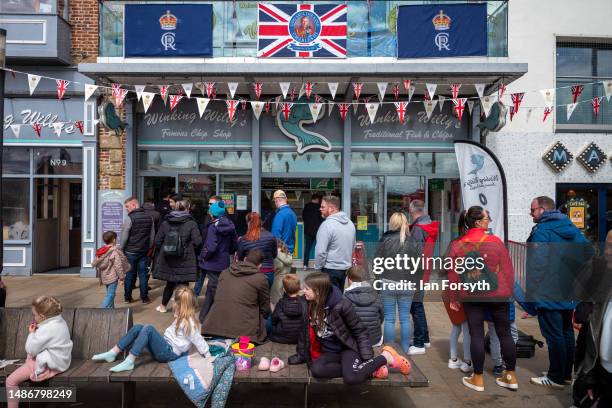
[509,106,516,121]
[75,120,84,134]
[205,82,215,98]
[211,87,217,100]
[314,94,322,103]
[403,80,411,95]
[253,82,262,100]
[111,83,121,97]
[226,100,238,123]
[33,123,43,137]
[304,81,313,98]
[592,96,602,116]
[290,88,296,101]
[394,101,408,124]
[338,103,350,121]
[169,95,183,111]
[115,88,128,106]
[56,79,69,100]
[510,92,525,113]
[265,100,271,113]
[280,102,293,121]
[571,85,584,103]
[393,83,400,100]
[240,98,247,110]
[543,107,553,122]
[451,83,461,99]
[424,92,430,101]
[159,85,169,102]
[453,98,467,121]
[353,83,363,100]
[498,82,506,99]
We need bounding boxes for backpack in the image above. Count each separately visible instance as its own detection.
[457,234,499,294]
[162,224,185,258]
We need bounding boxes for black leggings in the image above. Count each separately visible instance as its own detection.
[310,349,386,385]
[162,281,188,306]
[463,302,516,375]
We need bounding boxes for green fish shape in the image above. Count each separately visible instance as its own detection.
[276,96,332,154]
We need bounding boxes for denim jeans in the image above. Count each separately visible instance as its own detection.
[101,281,118,309]
[487,321,519,367]
[410,300,430,347]
[322,268,347,292]
[381,289,415,353]
[194,268,208,296]
[264,271,275,289]
[117,324,180,362]
[537,309,575,384]
[303,235,316,267]
[124,252,149,301]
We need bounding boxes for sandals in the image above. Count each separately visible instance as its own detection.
[382,345,411,375]
[372,365,388,379]
[258,356,285,373]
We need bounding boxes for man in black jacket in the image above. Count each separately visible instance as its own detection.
[121,197,155,304]
[302,194,323,269]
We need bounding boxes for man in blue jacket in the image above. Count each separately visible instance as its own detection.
[271,190,297,253]
[527,196,594,389]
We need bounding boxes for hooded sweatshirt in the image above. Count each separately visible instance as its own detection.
[199,216,237,272]
[344,281,384,346]
[25,314,73,375]
[411,215,440,282]
[315,211,356,270]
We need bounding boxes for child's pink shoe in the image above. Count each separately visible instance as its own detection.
[372,365,388,379]
[270,357,285,373]
[258,357,270,371]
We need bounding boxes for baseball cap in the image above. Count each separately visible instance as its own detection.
[273,190,287,199]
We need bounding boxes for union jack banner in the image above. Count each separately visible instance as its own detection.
[33,123,43,137]
[169,95,183,111]
[226,100,239,123]
[510,92,525,113]
[253,82,262,100]
[257,3,347,58]
[571,85,584,103]
[592,96,602,116]
[451,84,461,99]
[56,80,69,100]
[394,102,408,124]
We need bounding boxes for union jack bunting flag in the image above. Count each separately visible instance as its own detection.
[257,3,347,58]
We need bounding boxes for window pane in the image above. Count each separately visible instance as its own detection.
[3,178,30,240]
[178,174,216,222]
[3,147,30,174]
[556,46,593,77]
[1,0,55,13]
[434,153,460,174]
[140,151,197,172]
[199,151,252,172]
[34,148,83,176]
[405,152,434,174]
[596,48,612,77]
[100,3,124,57]
[351,152,404,173]
[262,152,341,173]
[556,80,612,126]
[220,175,253,236]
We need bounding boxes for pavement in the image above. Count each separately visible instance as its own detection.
[2,274,574,408]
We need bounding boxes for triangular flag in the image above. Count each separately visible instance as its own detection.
[169,95,183,111]
[226,100,239,123]
[352,100,359,115]
[438,95,446,111]
[377,82,387,102]
[570,85,583,104]
[328,101,335,116]
[393,83,400,100]
[227,82,238,99]
[33,123,42,137]
[251,101,265,120]
[408,85,416,102]
[338,103,350,121]
[453,98,468,121]
[115,88,128,106]
[56,79,69,100]
[10,124,21,138]
[159,85,168,104]
[280,102,293,121]
[543,107,553,122]
[204,82,215,98]
[450,83,461,99]
[474,83,485,98]
[510,92,525,113]
[394,101,408,124]
[253,82,262,100]
[265,100,271,113]
[111,83,121,97]
[328,82,338,100]
[28,74,41,95]
[142,92,155,113]
[425,83,437,100]
[498,83,507,99]
[480,94,497,117]
[133,85,145,101]
[298,83,306,99]
[509,106,516,122]
[239,98,247,111]
[366,102,379,124]
[566,103,578,120]
[602,80,612,102]
[290,88,296,101]
[353,83,363,100]
[403,80,412,95]
[75,120,84,134]
[182,83,193,99]
[423,100,438,120]
[84,84,98,101]
[279,82,290,99]
[196,98,210,118]
[309,103,322,123]
[467,100,475,115]
[52,122,64,137]
[304,81,314,98]
[592,96,602,116]
[540,89,555,108]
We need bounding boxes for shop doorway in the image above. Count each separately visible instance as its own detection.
[33,178,82,274]
[556,183,612,242]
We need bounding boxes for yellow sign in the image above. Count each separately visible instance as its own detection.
[569,206,585,229]
[357,216,368,231]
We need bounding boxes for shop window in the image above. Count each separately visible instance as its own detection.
[351,152,404,173]
[139,151,197,172]
[433,153,460,174]
[2,147,30,174]
[262,152,341,173]
[199,151,252,172]
[2,178,30,240]
[1,0,55,13]
[34,148,82,176]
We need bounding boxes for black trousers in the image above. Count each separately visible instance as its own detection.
[463,301,516,374]
[161,281,188,306]
[303,235,316,267]
[310,349,386,385]
[0,286,6,308]
[322,268,347,293]
[199,270,222,323]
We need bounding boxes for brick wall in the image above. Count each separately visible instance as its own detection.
[69,0,99,63]
[97,101,127,191]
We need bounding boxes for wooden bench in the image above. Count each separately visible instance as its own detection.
[1,308,428,407]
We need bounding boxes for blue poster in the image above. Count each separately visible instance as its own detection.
[125,4,212,57]
[397,4,487,58]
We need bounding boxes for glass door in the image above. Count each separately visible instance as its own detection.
[220,175,252,236]
[142,176,176,205]
[386,176,426,222]
[350,176,385,260]
[179,174,216,223]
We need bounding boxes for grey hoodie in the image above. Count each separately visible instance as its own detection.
[315,211,356,270]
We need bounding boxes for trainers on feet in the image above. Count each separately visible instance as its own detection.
[407,346,426,355]
[530,375,565,389]
[424,342,431,348]
[462,374,484,392]
[448,358,463,369]
[496,370,518,390]
[460,360,473,373]
[493,364,505,376]
[155,305,167,313]
[541,371,572,385]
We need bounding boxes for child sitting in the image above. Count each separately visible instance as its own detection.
[270,239,294,305]
[92,287,210,372]
[6,296,73,408]
[269,274,307,344]
[92,231,130,309]
[343,266,384,347]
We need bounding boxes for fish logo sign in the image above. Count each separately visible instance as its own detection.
[468,154,485,176]
[276,97,332,154]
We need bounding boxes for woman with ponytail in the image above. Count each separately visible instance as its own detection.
[237,212,278,288]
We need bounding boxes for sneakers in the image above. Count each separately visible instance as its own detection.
[530,375,565,389]
[541,371,572,385]
[124,299,134,304]
[424,342,431,348]
[493,364,505,376]
[372,365,389,379]
[142,298,152,305]
[155,305,167,313]
[459,360,473,373]
[496,370,518,390]
[462,374,485,392]
[448,358,463,369]
[407,346,426,355]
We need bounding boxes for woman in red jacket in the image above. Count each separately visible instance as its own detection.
[447,206,517,392]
